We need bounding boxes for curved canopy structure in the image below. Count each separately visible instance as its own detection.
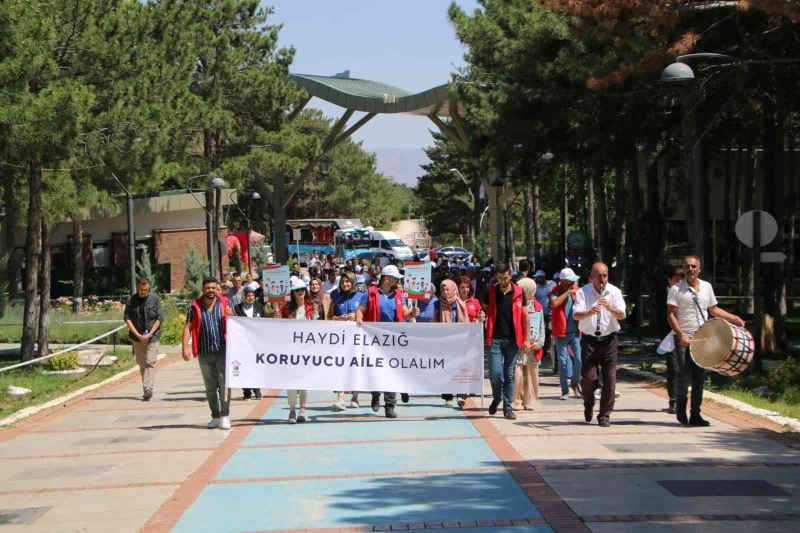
[289,73,460,116]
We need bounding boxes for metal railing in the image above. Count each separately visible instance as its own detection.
[0,323,127,373]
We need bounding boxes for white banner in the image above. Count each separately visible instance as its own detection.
[225,318,484,394]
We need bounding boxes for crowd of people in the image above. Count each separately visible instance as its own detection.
[121,250,745,432]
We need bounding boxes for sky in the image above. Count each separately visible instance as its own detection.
[266,0,480,150]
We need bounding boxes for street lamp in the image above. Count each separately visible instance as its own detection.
[186,174,226,277]
[449,168,476,206]
[103,171,137,296]
[226,190,261,273]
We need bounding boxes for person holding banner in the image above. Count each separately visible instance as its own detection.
[234,286,265,400]
[436,279,484,408]
[182,277,234,430]
[482,263,531,420]
[514,278,545,411]
[458,276,482,322]
[355,264,420,419]
[278,277,320,423]
[327,272,362,410]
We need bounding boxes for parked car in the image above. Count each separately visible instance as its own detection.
[434,246,473,263]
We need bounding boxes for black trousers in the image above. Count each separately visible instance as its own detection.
[371,391,396,408]
[665,351,679,402]
[581,335,619,420]
[674,336,705,414]
[441,394,467,401]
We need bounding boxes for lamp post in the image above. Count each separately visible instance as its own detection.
[661,53,764,365]
[661,53,748,266]
[104,171,136,295]
[450,168,477,240]
[186,174,226,278]
[227,190,261,273]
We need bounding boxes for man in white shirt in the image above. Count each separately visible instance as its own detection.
[667,255,744,427]
[573,262,626,427]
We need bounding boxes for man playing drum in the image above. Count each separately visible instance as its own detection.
[667,255,745,427]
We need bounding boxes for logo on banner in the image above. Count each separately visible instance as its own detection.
[459,363,471,375]
[231,360,242,377]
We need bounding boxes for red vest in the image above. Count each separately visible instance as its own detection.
[364,285,404,323]
[549,285,577,338]
[189,296,228,357]
[485,282,526,348]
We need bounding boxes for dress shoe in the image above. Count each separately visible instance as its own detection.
[688,413,710,427]
[584,403,593,423]
[488,399,500,415]
[667,401,676,414]
[598,417,610,427]
[401,393,410,403]
[504,410,517,420]
[676,401,688,425]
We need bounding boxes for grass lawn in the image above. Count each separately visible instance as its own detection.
[0,347,136,420]
[710,387,800,421]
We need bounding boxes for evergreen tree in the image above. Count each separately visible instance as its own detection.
[184,246,207,298]
[136,248,159,294]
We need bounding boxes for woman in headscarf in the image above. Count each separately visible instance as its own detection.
[327,272,362,410]
[307,276,327,320]
[435,279,484,407]
[514,276,545,411]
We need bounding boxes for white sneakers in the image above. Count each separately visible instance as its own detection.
[349,400,360,409]
[560,393,570,400]
[333,401,347,411]
[207,417,231,430]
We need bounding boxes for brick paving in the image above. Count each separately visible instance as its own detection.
[0,348,798,532]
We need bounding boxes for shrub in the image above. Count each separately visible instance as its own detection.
[136,248,159,293]
[779,386,800,405]
[43,351,80,371]
[160,313,186,345]
[184,245,207,298]
[767,357,800,394]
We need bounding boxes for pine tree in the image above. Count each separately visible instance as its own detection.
[136,248,158,294]
[184,246,207,298]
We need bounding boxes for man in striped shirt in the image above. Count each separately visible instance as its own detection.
[182,277,235,430]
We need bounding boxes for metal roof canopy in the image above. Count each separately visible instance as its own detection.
[262,72,468,263]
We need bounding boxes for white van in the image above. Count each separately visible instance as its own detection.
[369,231,414,260]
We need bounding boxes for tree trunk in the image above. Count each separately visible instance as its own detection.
[559,170,568,268]
[613,163,627,289]
[593,166,611,264]
[722,142,733,293]
[3,175,20,303]
[644,148,667,334]
[21,155,44,361]
[37,221,51,358]
[532,182,541,262]
[71,220,84,312]
[523,184,534,260]
[787,137,796,304]
[626,147,643,305]
[764,109,787,349]
[743,142,756,314]
[586,167,596,264]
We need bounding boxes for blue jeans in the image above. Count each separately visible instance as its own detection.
[555,334,582,394]
[489,338,519,412]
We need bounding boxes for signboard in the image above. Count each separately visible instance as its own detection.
[403,261,432,300]
[262,264,290,303]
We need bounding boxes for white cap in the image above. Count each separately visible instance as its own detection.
[290,277,307,291]
[533,270,547,278]
[559,267,579,282]
[381,264,404,279]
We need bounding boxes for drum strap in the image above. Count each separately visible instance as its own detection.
[688,287,709,324]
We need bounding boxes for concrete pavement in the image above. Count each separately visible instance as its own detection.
[0,348,798,532]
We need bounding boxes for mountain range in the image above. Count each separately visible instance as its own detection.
[370,148,431,187]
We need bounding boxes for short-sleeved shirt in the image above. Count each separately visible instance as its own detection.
[227,286,243,307]
[331,290,362,317]
[481,285,526,340]
[360,288,404,323]
[573,283,626,336]
[535,280,556,315]
[667,279,717,337]
[186,300,225,353]
[124,293,163,341]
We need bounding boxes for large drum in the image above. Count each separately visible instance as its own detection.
[690,318,754,376]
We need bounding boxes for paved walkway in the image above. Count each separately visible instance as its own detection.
[1,349,799,532]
